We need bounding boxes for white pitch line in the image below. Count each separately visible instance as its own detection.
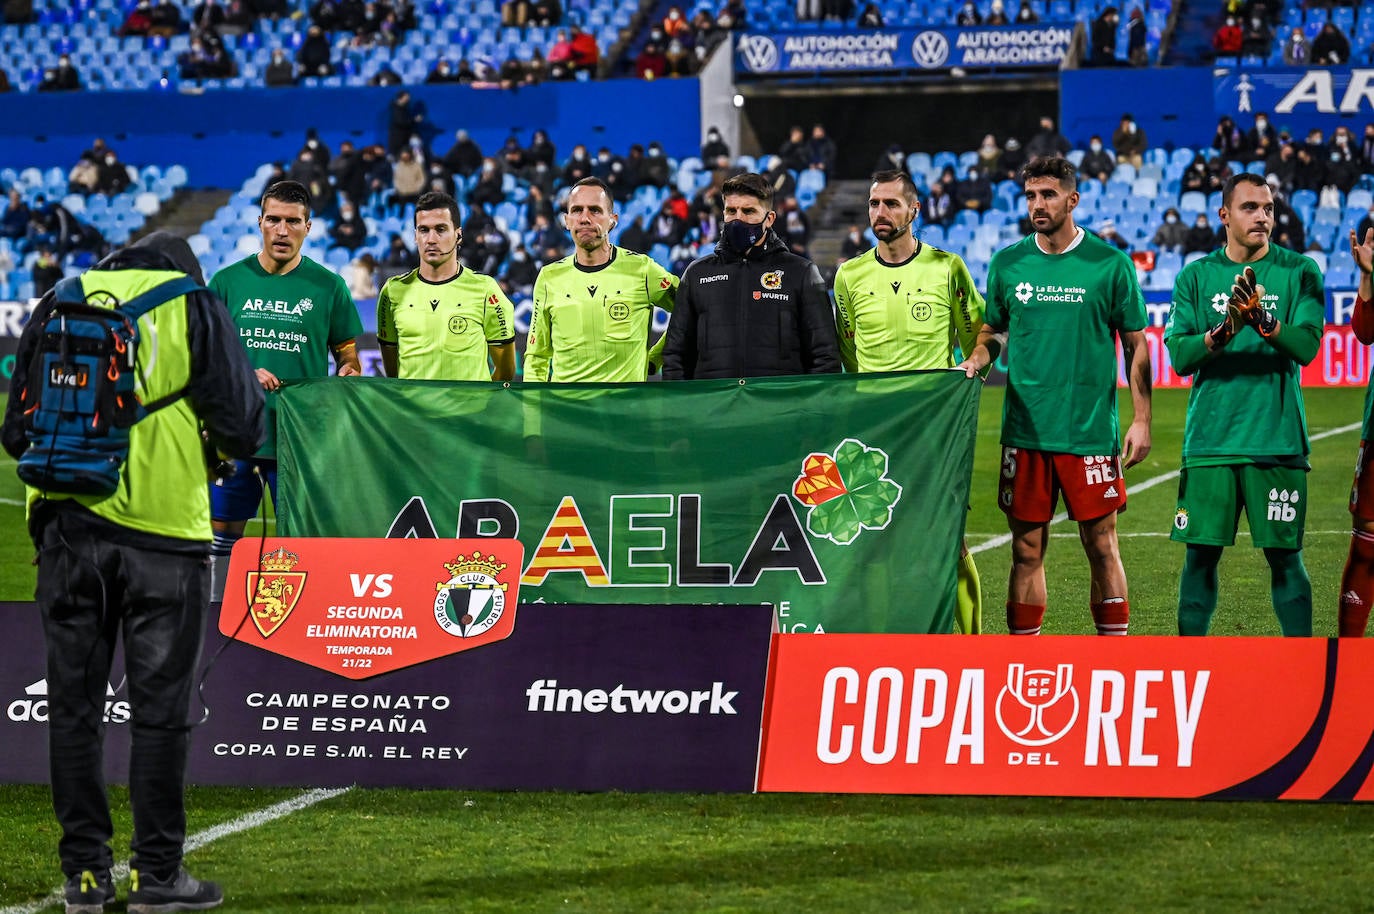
[0,787,351,914]
[969,421,1361,555]
[0,497,23,507]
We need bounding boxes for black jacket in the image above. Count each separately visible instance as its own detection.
[662,230,840,380]
[3,233,265,552]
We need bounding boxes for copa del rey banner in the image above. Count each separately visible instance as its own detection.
[758,635,1374,800]
[275,372,981,634]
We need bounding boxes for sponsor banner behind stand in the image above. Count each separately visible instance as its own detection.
[735,25,1073,75]
[1,602,774,791]
[1215,67,1374,136]
[758,634,1374,800]
[276,372,981,634]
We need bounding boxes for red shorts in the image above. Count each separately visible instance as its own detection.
[1351,440,1374,521]
[998,447,1128,524]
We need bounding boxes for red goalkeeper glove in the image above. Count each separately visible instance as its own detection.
[1230,266,1277,338]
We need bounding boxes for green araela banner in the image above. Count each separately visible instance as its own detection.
[276,371,981,634]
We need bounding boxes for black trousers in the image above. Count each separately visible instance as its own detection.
[35,508,209,879]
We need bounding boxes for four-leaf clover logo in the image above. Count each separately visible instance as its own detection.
[791,438,903,546]
[1210,292,1230,315]
[1015,282,1034,304]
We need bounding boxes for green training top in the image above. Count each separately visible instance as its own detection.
[211,254,362,458]
[524,247,678,383]
[1163,243,1325,467]
[376,266,515,381]
[984,229,1147,455]
[833,243,985,372]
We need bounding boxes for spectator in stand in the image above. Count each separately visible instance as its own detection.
[3,0,34,23]
[1241,12,1273,57]
[0,190,28,240]
[440,130,481,180]
[635,42,668,79]
[361,144,392,205]
[119,0,154,35]
[330,141,364,203]
[31,246,62,296]
[220,0,254,34]
[1182,154,1209,193]
[691,205,720,246]
[1000,136,1026,180]
[524,48,548,84]
[796,0,818,20]
[251,0,287,19]
[1328,126,1361,192]
[777,195,810,256]
[1112,113,1146,169]
[0,67,10,92]
[839,224,871,264]
[874,143,905,174]
[1267,139,1296,191]
[701,127,730,165]
[370,65,403,86]
[763,155,797,202]
[561,144,593,186]
[1090,6,1119,63]
[1015,0,1038,21]
[264,47,295,85]
[425,160,456,196]
[570,25,599,74]
[662,4,689,36]
[648,200,686,248]
[0,244,11,296]
[1026,116,1071,161]
[986,0,1009,25]
[1184,214,1216,255]
[642,142,672,188]
[68,156,100,196]
[522,130,554,169]
[976,134,1001,173]
[1267,175,1305,251]
[717,0,746,29]
[387,90,421,156]
[1213,115,1248,160]
[191,0,225,32]
[547,29,575,78]
[1152,207,1187,253]
[379,233,417,282]
[778,126,808,172]
[297,25,333,76]
[1124,7,1146,64]
[391,149,425,213]
[1080,135,1114,183]
[807,124,837,174]
[1213,16,1242,58]
[501,0,529,27]
[38,55,81,91]
[1292,144,1325,192]
[924,180,955,228]
[1247,111,1277,163]
[621,144,646,196]
[426,59,460,83]
[1097,218,1129,251]
[344,252,378,299]
[1203,154,1232,191]
[1312,21,1349,64]
[1283,26,1309,64]
[956,165,992,212]
[1360,122,1374,164]
[664,38,693,76]
[148,0,183,35]
[955,0,981,24]
[329,199,368,250]
[498,54,524,87]
[858,2,883,25]
[96,151,132,196]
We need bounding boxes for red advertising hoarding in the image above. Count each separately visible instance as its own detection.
[1129,325,1372,389]
[758,634,1374,801]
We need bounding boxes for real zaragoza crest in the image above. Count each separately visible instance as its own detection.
[247,546,307,638]
[434,552,509,638]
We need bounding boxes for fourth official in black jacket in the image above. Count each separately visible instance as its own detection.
[662,172,840,380]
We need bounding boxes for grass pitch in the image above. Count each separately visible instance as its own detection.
[2,388,1372,913]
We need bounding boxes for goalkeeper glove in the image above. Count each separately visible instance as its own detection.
[1230,266,1278,338]
[1207,294,1244,348]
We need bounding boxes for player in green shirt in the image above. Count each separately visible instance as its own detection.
[1164,173,1325,636]
[376,191,515,381]
[834,169,985,634]
[959,156,1152,637]
[524,177,678,383]
[207,180,363,600]
[1340,227,1374,637]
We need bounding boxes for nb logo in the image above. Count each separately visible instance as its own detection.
[911,31,950,69]
[738,35,781,72]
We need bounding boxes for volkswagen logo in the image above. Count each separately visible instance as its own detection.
[738,35,780,73]
[911,31,950,69]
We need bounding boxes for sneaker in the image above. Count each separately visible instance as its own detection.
[127,868,223,913]
[63,869,115,914]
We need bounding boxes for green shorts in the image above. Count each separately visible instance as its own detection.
[1170,464,1307,549]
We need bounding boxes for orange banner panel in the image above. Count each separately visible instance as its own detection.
[759,635,1374,800]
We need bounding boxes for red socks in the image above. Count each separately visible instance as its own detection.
[1339,530,1374,637]
[1006,602,1045,635]
[1091,597,1130,636]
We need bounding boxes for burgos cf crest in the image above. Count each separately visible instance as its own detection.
[791,438,902,546]
[995,663,1080,747]
[761,271,784,290]
[247,546,307,638]
[434,553,509,638]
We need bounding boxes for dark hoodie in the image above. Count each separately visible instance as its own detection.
[662,228,840,380]
[4,232,264,551]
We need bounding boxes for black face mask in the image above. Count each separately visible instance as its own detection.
[723,218,767,251]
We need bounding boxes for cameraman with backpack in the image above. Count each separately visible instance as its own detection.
[2,232,263,913]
